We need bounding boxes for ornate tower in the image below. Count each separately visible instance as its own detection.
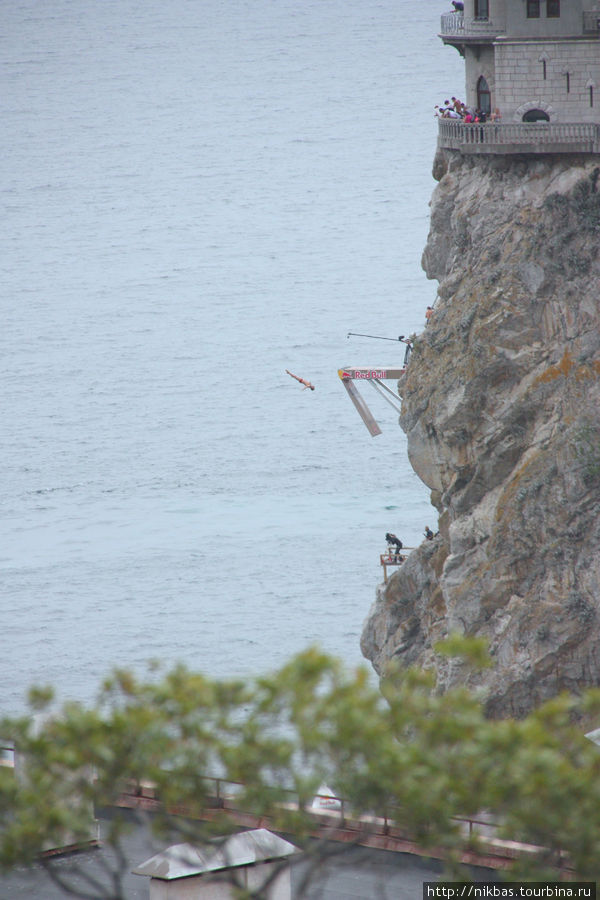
[439,0,600,152]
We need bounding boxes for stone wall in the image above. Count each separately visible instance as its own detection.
[464,45,496,110]
[494,39,600,122]
[505,0,584,38]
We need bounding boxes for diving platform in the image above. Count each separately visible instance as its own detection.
[338,367,405,436]
[380,549,414,583]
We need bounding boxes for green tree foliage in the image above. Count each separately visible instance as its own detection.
[2,641,600,897]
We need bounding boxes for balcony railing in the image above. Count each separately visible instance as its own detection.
[440,11,505,37]
[440,11,464,34]
[442,8,599,36]
[583,10,600,32]
[438,119,600,154]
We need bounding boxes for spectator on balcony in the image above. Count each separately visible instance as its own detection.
[438,99,460,119]
[490,107,502,122]
[451,1,464,11]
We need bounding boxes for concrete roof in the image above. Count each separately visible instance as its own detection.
[132,828,299,881]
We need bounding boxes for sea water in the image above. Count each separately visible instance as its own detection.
[1,0,463,714]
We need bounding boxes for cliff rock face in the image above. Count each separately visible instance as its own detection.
[361,150,600,718]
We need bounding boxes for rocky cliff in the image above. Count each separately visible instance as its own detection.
[361,150,600,718]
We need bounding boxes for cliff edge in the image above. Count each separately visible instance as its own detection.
[361,150,600,718]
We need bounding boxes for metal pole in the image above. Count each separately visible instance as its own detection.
[347,331,405,342]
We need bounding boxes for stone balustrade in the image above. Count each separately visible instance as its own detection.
[440,11,505,37]
[440,11,464,34]
[437,119,600,154]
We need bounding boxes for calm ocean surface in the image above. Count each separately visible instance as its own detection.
[2,0,463,714]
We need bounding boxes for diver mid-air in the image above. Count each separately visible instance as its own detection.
[286,369,315,391]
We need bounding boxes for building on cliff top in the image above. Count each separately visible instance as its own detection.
[438,0,600,153]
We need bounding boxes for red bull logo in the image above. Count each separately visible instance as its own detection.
[339,368,387,379]
[355,370,387,379]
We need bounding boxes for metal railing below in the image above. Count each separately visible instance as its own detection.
[116,775,558,870]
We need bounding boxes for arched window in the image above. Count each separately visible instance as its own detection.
[522,108,550,122]
[476,76,491,114]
